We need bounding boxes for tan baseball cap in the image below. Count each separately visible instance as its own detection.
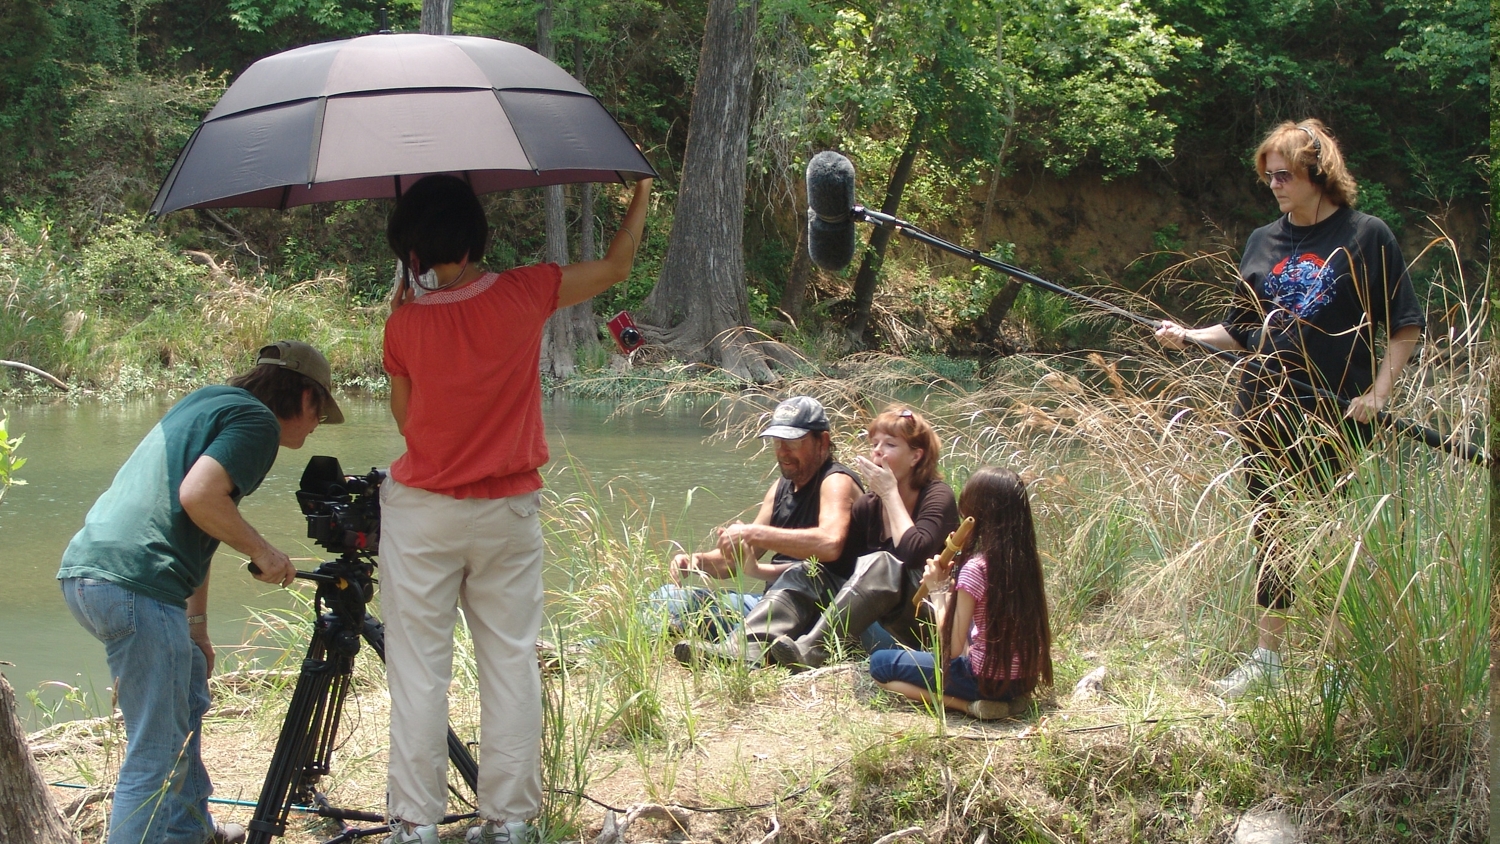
[255,340,345,424]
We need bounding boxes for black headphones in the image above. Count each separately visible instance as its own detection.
[1297,124,1326,185]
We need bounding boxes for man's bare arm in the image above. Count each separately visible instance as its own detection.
[720,473,859,578]
[671,484,779,583]
[179,455,296,587]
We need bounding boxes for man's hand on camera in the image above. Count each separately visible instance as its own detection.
[249,546,297,587]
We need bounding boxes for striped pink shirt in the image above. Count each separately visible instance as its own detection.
[955,555,1021,679]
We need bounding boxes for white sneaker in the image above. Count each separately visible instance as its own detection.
[1214,647,1282,698]
[466,820,537,843]
[384,821,441,844]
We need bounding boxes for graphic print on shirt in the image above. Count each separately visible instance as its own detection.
[1264,251,1337,327]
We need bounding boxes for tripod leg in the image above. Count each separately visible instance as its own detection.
[247,640,343,844]
[363,617,480,793]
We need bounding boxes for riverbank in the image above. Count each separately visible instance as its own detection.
[29,615,1486,843]
[7,224,1489,841]
[20,328,1492,841]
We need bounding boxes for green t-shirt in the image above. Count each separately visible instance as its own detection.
[58,386,282,607]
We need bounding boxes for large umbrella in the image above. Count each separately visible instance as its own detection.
[150,33,655,215]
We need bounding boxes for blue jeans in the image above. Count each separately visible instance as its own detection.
[648,584,901,652]
[648,585,761,639]
[868,649,986,702]
[62,578,214,844]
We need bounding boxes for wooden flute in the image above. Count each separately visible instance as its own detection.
[910,515,975,609]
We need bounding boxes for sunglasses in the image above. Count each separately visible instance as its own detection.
[1263,170,1295,187]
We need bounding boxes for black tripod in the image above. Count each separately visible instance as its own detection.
[245,553,480,844]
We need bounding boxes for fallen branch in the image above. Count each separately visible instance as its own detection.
[591,803,692,844]
[872,826,924,844]
[0,361,67,391]
[752,813,780,844]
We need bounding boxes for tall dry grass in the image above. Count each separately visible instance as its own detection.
[625,232,1488,776]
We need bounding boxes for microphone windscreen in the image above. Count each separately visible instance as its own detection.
[806,151,855,224]
[808,216,856,272]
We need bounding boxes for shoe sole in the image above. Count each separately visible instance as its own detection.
[766,636,810,672]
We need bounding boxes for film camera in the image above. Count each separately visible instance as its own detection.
[296,456,385,557]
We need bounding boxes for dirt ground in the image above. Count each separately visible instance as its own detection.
[33,662,1046,844]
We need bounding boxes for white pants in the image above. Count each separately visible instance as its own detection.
[379,478,545,825]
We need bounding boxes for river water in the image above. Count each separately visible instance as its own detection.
[0,394,772,725]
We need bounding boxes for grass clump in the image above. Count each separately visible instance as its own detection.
[0,212,386,396]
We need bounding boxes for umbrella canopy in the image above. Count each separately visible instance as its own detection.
[150,33,656,215]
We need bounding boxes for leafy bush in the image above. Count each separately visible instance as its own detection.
[75,219,206,315]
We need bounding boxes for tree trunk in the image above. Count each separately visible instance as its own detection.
[973,9,1022,346]
[0,674,76,844]
[576,38,599,266]
[976,277,1025,346]
[569,41,602,359]
[419,0,452,34]
[536,1,593,379]
[540,185,588,378]
[845,114,926,348]
[779,209,811,323]
[640,0,772,382]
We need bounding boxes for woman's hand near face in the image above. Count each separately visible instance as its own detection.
[389,274,416,315]
[854,454,898,498]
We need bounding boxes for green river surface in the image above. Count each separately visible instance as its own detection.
[1,394,772,726]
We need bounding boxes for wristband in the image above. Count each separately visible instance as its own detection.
[187,614,208,625]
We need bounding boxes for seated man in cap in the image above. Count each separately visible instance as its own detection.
[670,396,865,666]
[58,340,340,844]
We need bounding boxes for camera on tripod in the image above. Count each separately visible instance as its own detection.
[296,456,385,557]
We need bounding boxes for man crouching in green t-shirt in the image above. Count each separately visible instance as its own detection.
[57,340,342,844]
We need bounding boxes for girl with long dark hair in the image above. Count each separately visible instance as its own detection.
[869,466,1053,719]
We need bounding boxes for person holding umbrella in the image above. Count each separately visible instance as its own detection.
[1155,119,1424,698]
[379,173,651,844]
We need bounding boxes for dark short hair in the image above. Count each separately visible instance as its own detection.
[228,365,330,421]
[387,175,489,274]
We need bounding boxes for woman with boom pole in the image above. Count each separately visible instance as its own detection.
[1155,119,1424,698]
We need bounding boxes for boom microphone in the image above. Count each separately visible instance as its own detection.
[806,151,857,271]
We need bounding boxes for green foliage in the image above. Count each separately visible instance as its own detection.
[1147,0,1488,205]
[0,411,25,503]
[75,218,207,315]
[1020,0,1199,176]
[58,70,227,217]
[226,0,381,34]
[915,270,1003,324]
[1383,0,1489,92]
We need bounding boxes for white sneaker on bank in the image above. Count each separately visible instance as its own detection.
[466,820,537,843]
[1214,647,1282,699]
[384,821,440,844]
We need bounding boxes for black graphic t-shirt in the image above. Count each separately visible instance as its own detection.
[1220,206,1425,416]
